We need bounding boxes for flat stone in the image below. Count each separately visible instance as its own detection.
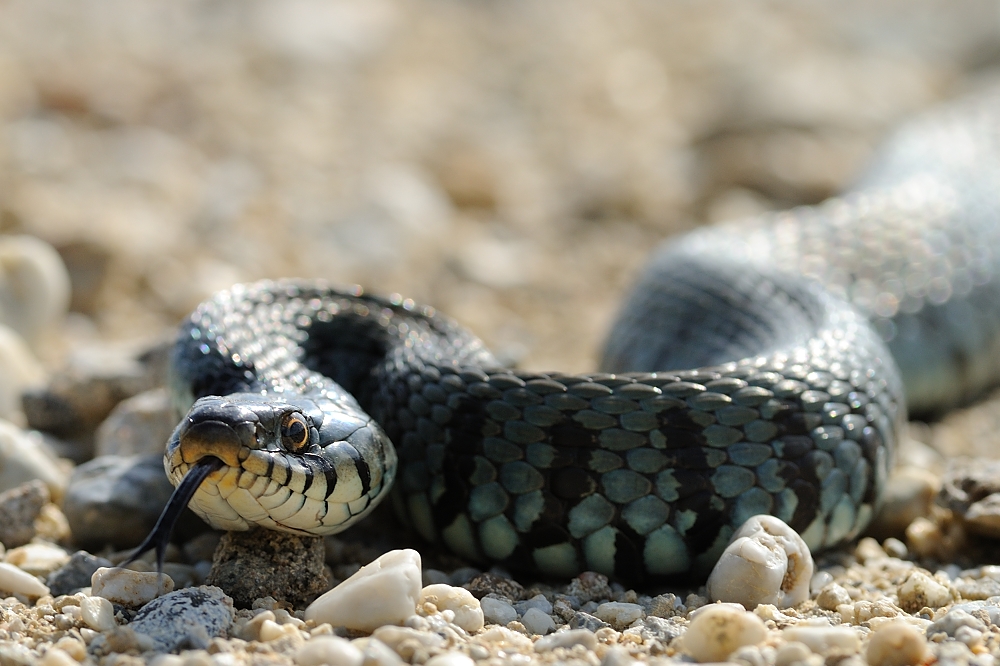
[420,583,484,632]
[534,628,598,652]
[519,607,555,635]
[4,542,70,576]
[0,480,48,548]
[128,586,234,653]
[305,549,421,632]
[594,601,645,630]
[481,596,517,625]
[206,527,329,608]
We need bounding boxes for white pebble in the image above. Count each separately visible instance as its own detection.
[305,549,422,632]
[594,602,644,630]
[0,326,45,422]
[682,604,768,663]
[424,653,475,666]
[534,628,598,652]
[420,583,484,632]
[5,542,70,576]
[91,567,174,606]
[39,648,78,666]
[481,596,517,625]
[80,595,116,632]
[775,641,813,666]
[706,515,813,609]
[0,419,68,497]
[782,624,861,654]
[520,607,555,635]
[898,570,952,612]
[351,637,404,666]
[866,620,929,666]
[0,235,71,343]
[0,561,49,598]
[296,636,364,666]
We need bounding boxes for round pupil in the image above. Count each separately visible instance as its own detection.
[284,418,306,444]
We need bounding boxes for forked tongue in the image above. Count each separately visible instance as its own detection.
[118,456,224,573]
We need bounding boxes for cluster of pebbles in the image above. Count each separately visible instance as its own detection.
[3,1,1000,665]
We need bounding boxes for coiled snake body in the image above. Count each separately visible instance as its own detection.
[143,90,1000,583]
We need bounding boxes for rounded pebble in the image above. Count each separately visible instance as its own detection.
[305,549,422,632]
[91,566,174,607]
[520,607,556,635]
[594,602,645,630]
[782,624,861,655]
[295,636,365,666]
[682,604,768,663]
[128,586,234,653]
[866,621,929,666]
[420,583,484,632]
[534,628,599,652]
[0,480,48,548]
[424,653,475,666]
[5,541,70,576]
[0,419,68,499]
[707,514,813,608]
[481,596,518,625]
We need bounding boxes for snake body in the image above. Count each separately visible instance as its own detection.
[152,89,1000,583]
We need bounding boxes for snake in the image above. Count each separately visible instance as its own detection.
[129,88,1000,584]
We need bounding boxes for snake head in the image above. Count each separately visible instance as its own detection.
[161,391,396,538]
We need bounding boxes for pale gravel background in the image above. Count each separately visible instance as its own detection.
[2,0,1000,379]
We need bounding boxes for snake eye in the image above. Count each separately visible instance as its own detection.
[280,413,310,451]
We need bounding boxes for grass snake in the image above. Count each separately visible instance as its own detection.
[131,88,1000,584]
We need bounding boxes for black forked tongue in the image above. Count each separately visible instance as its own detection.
[118,456,224,573]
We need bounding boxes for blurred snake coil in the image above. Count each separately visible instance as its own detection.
[140,89,1000,585]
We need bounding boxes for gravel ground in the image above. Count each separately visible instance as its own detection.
[2,1,1000,664]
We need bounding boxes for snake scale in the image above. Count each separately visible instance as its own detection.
[134,89,1000,584]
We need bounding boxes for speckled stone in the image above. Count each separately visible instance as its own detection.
[0,479,48,548]
[128,586,234,653]
[46,550,113,596]
[205,527,329,608]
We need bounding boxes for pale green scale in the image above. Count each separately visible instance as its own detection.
[592,396,639,414]
[467,482,509,521]
[755,458,787,493]
[602,469,652,504]
[573,410,617,430]
[710,465,755,498]
[504,420,545,444]
[626,448,668,474]
[482,437,522,462]
[568,494,615,538]
[525,442,557,468]
[620,410,659,432]
[655,469,681,502]
[588,449,623,473]
[643,524,690,575]
[479,515,519,560]
[715,405,759,427]
[533,543,578,578]
[743,419,778,442]
[622,495,669,535]
[731,487,774,527]
[499,461,544,494]
[513,490,545,532]
[773,488,799,523]
[819,469,848,514]
[583,525,618,575]
[703,424,743,448]
[726,442,772,466]
[599,428,646,451]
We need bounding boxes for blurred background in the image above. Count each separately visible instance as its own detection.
[3,0,1000,374]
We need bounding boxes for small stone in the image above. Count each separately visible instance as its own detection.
[682,604,768,663]
[420,583,484,632]
[91,566,174,607]
[295,636,364,666]
[481,596,518,625]
[39,647,78,666]
[534,628,598,652]
[351,637,405,666]
[424,653,475,666]
[449,567,481,586]
[205,527,329,608]
[707,514,813,609]
[79,595,116,631]
[866,621,928,666]
[520,607,556,635]
[594,602,644,630]
[601,646,640,666]
[775,641,813,666]
[4,542,70,576]
[927,608,987,637]
[898,570,952,612]
[94,388,178,457]
[565,571,612,603]
[0,419,69,499]
[129,586,234,653]
[62,454,180,550]
[569,611,611,632]
[305,549,422,632]
[0,235,70,344]
[0,561,49,598]
[816,583,853,611]
[463,572,524,600]
[623,616,686,643]
[47,550,113,596]
[0,479,48,548]
[868,466,941,539]
[514,593,553,616]
[371,625,445,659]
[782,624,861,655]
[854,537,887,562]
